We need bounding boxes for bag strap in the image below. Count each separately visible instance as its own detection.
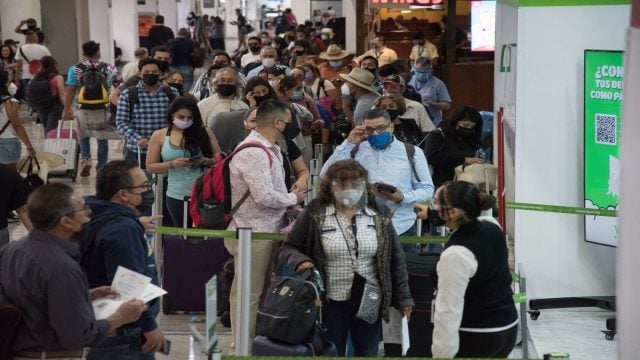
[18,46,30,63]
[127,86,139,118]
[223,142,274,213]
[316,78,326,99]
[0,101,10,136]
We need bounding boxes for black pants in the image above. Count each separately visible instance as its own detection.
[165,196,192,228]
[456,324,518,358]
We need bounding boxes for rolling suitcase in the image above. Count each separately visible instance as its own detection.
[44,119,79,180]
[161,196,230,313]
[252,335,338,356]
[405,252,439,357]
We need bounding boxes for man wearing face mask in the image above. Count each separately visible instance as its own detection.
[317,44,351,86]
[355,35,398,67]
[321,108,434,252]
[246,45,292,79]
[241,36,263,69]
[80,160,165,359]
[408,56,451,126]
[225,100,306,354]
[409,31,439,65]
[339,68,380,126]
[0,184,147,359]
[196,67,248,127]
[116,58,179,170]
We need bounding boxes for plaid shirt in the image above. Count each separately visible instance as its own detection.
[116,82,179,153]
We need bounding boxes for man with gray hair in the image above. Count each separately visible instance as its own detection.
[321,108,434,251]
[408,56,451,126]
[0,183,146,359]
[197,67,248,126]
[121,47,149,83]
[246,45,291,79]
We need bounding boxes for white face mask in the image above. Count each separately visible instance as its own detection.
[7,82,17,96]
[262,58,276,68]
[173,118,193,129]
[334,189,364,208]
[269,80,279,89]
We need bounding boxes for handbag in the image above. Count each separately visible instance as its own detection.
[241,24,255,34]
[454,163,498,192]
[19,156,45,195]
[351,272,382,325]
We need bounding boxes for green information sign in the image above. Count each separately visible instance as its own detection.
[584,50,623,247]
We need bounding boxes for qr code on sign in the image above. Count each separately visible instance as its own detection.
[595,113,617,145]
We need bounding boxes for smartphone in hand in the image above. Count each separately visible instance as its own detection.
[375,182,397,193]
[159,340,171,355]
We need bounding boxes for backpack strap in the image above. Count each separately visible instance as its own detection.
[160,86,176,104]
[316,78,326,100]
[0,102,9,137]
[223,142,274,213]
[18,46,30,63]
[350,140,421,182]
[127,85,139,118]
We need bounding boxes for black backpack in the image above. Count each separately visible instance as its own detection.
[77,63,109,109]
[27,74,56,110]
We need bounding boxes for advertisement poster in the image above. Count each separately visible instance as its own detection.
[584,50,623,247]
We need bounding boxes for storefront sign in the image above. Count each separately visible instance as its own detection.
[368,0,444,8]
[584,50,623,247]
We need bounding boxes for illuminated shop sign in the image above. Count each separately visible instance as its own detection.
[369,0,444,9]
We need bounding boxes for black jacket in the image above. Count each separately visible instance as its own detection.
[279,197,414,322]
[148,25,175,48]
[423,129,481,187]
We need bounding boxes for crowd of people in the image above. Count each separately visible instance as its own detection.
[0,8,515,360]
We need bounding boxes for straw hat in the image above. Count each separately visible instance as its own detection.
[339,68,379,94]
[319,44,350,60]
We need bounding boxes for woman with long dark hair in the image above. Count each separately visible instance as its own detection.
[0,70,35,169]
[31,55,65,133]
[146,95,222,227]
[242,76,277,107]
[415,181,517,358]
[0,45,17,84]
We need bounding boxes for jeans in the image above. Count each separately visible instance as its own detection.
[80,137,109,171]
[400,223,418,254]
[36,102,63,134]
[87,326,155,360]
[165,195,192,228]
[325,299,382,356]
[0,138,21,165]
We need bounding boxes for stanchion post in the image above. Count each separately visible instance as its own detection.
[236,228,252,356]
[314,144,323,170]
[153,173,165,278]
[308,159,320,203]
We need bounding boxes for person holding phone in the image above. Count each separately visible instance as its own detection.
[321,108,434,253]
[146,95,222,227]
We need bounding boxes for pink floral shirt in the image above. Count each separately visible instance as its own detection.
[227,130,297,232]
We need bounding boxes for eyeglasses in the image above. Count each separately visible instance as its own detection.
[124,182,153,191]
[364,123,390,134]
[71,204,92,215]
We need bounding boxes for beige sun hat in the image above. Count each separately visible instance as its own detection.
[319,44,350,60]
[339,68,380,95]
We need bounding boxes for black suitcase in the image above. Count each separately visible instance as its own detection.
[252,335,338,356]
[161,197,230,313]
[405,252,439,357]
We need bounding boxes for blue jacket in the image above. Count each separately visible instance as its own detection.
[81,196,159,333]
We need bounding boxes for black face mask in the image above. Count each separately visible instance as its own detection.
[281,120,300,139]
[168,82,183,94]
[249,46,261,53]
[456,127,475,139]
[254,94,270,105]
[136,189,155,213]
[142,73,160,86]
[157,61,170,74]
[294,50,304,56]
[427,207,447,226]
[386,109,400,120]
[217,84,236,97]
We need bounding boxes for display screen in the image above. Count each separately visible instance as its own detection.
[471,0,496,52]
[584,50,623,247]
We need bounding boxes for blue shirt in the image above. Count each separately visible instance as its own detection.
[408,75,451,126]
[246,64,292,79]
[320,136,434,234]
[115,83,179,153]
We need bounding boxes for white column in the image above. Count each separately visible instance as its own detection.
[158,0,178,34]
[112,0,139,62]
[289,0,311,24]
[176,0,194,31]
[342,0,357,53]
[88,0,114,63]
[0,0,40,42]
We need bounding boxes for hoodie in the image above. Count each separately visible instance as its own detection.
[81,196,159,333]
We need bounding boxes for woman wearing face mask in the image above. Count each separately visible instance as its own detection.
[414,181,517,358]
[373,94,423,146]
[0,70,35,169]
[278,75,324,166]
[146,96,222,227]
[423,106,485,188]
[167,71,185,95]
[0,45,17,85]
[279,159,414,356]
[243,76,277,107]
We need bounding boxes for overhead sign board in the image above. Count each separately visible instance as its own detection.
[369,0,444,8]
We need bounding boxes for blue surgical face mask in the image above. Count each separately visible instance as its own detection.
[291,91,304,101]
[329,60,343,68]
[367,131,392,150]
[415,68,431,83]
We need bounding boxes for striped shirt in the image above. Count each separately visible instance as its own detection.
[115,83,179,153]
[320,204,379,301]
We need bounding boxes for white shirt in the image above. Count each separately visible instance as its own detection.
[14,44,51,80]
[197,93,249,127]
[121,59,140,83]
[403,98,435,133]
[240,52,262,68]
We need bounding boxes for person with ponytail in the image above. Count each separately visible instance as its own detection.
[146,95,222,227]
[415,181,518,358]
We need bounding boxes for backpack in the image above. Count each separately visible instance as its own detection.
[351,141,421,182]
[274,15,290,35]
[189,142,273,229]
[76,62,110,109]
[256,269,329,350]
[18,46,40,75]
[27,74,56,110]
[109,85,177,127]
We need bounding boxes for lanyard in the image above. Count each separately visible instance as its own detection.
[333,212,359,272]
[418,46,425,57]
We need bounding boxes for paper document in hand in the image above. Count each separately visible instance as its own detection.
[92,266,167,320]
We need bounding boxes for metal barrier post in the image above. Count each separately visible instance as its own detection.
[518,262,529,359]
[236,228,252,356]
[153,173,165,276]
[314,144,324,170]
[307,159,320,203]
